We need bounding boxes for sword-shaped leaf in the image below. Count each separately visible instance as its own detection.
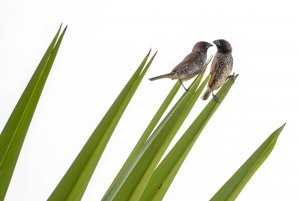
[140,74,238,201]
[48,51,156,201]
[210,123,285,201]
[103,81,181,196]
[102,70,209,200]
[103,55,213,201]
[0,25,67,200]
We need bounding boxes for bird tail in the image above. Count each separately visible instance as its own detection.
[149,72,175,81]
[202,88,211,100]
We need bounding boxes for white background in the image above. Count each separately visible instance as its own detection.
[1,0,299,200]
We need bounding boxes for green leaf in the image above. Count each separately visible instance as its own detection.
[0,25,67,200]
[48,51,156,201]
[103,81,181,197]
[140,74,238,201]
[210,123,285,201]
[102,70,209,201]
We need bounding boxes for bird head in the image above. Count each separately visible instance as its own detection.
[213,39,232,53]
[192,41,213,53]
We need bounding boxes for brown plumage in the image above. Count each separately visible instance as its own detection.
[149,41,213,90]
[202,39,233,101]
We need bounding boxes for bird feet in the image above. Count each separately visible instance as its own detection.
[226,73,236,82]
[179,80,188,92]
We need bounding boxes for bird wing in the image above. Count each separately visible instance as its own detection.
[208,54,218,87]
[208,54,233,87]
[209,53,218,74]
[172,52,199,72]
[229,55,233,71]
[208,71,216,87]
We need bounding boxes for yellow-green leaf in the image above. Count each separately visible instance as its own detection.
[140,74,238,201]
[0,25,67,200]
[210,123,285,201]
[48,51,156,201]
[103,81,181,197]
[102,72,208,201]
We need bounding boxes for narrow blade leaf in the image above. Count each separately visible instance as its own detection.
[0,25,67,200]
[48,51,155,201]
[103,72,207,201]
[140,74,238,201]
[210,123,285,201]
[103,81,181,197]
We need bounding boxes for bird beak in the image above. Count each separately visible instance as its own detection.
[213,40,220,46]
[208,43,213,47]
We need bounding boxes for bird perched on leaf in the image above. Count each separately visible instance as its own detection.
[149,41,213,90]
[202,39,233,101]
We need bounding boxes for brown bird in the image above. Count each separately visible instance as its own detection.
[149,41,213,90]
[202,39,233,101]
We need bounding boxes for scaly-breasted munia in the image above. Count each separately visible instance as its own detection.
[202,39,233,101]
[149,41,213,90]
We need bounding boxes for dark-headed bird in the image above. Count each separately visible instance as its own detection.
[149,41,213,90]
[202,39,233,101]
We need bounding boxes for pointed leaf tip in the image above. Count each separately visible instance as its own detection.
[210,123,285,201]
[58,24,63,32]
[276,123,286,134]
[0,25,67,200]
[57,24,67,35]
[62,25,68,33]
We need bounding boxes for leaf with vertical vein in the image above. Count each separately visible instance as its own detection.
[140,75,238,201]
[103,81,181,198]
[0,25,67,200]
[48,51,156,201]
[210,123,285,201]
[102,71,208,201]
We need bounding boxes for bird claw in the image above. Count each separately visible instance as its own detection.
[183,86,189,92]
[226,73,236,82]
[179,80,188,91]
